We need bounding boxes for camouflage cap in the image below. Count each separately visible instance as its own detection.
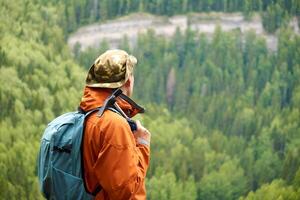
[86,49,137,88]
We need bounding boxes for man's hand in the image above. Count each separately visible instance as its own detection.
[133,120,151,146]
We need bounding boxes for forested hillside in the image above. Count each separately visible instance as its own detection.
[0,0,85,198]
[1,0,300,199]
[63,0,300,33]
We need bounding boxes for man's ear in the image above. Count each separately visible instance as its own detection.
[124,78,131,88]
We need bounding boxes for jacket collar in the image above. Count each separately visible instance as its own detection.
[80,87,142,118]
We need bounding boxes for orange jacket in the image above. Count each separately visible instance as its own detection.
[80,87,150,200]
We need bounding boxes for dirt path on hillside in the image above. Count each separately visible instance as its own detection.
[68,13,299,52]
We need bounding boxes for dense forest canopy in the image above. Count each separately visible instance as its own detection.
[61,0,300,33]
[0,0,300,199]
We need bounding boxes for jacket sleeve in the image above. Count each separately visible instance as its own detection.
[93,117,150,200]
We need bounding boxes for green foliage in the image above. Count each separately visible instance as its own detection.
[199,160,247,200]
[1,0,300,199]
[241,179,299,200]
[52,0,298,33]
[262,3,290,33]
[0,0,85,198]
[147,171,197,200]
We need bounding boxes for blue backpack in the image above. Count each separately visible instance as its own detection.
[37,108,100,200]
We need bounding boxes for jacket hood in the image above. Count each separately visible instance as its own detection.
[80,86,142,118]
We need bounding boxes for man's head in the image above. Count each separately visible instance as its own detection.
[85,49,137,97]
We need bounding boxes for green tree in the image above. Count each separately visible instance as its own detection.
[241,179,298,200]
[199,160,247,200]
[147,171,196,200]
[262,3,290,33]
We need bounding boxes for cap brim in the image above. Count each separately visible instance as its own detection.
[86,80,126,88]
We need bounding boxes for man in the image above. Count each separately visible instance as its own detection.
[80,49,151,200]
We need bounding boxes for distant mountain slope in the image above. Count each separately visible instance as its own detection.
[68,12,299,51]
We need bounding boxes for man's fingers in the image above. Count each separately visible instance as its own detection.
[135,120,142,130]
[133,120,151,146]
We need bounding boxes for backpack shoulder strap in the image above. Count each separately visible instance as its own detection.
[77,107,100,117]
[108,107,137,131]
[85,108,100,117]
[78,106,102,196]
